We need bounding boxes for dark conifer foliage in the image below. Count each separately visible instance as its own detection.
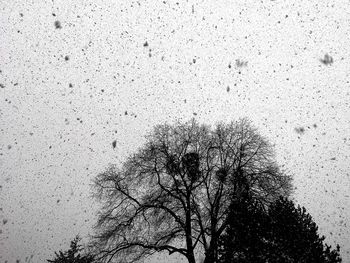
[218,196,342,263]
[218,196,269,263]
[47,236,95,263]
[267,197,342,263]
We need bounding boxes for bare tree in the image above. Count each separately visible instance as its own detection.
[90,118,292,263]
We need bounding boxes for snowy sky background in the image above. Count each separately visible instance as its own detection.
[1,0,350,262]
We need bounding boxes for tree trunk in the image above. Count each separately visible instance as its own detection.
[187,248,196,263]
[203,236,218,263]
[186,192,196,263]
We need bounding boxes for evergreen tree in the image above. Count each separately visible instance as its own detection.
[267,197,342,263]
[219,196,342,263]
[47,235,95,263]
[218,195,269,263]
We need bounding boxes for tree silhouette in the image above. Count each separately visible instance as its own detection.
[47,235,95,263]
[218,194,269,263]
[91,118,292,263]
[218,196,342,263]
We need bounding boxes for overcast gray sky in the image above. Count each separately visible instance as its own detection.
[1,0,350,262]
